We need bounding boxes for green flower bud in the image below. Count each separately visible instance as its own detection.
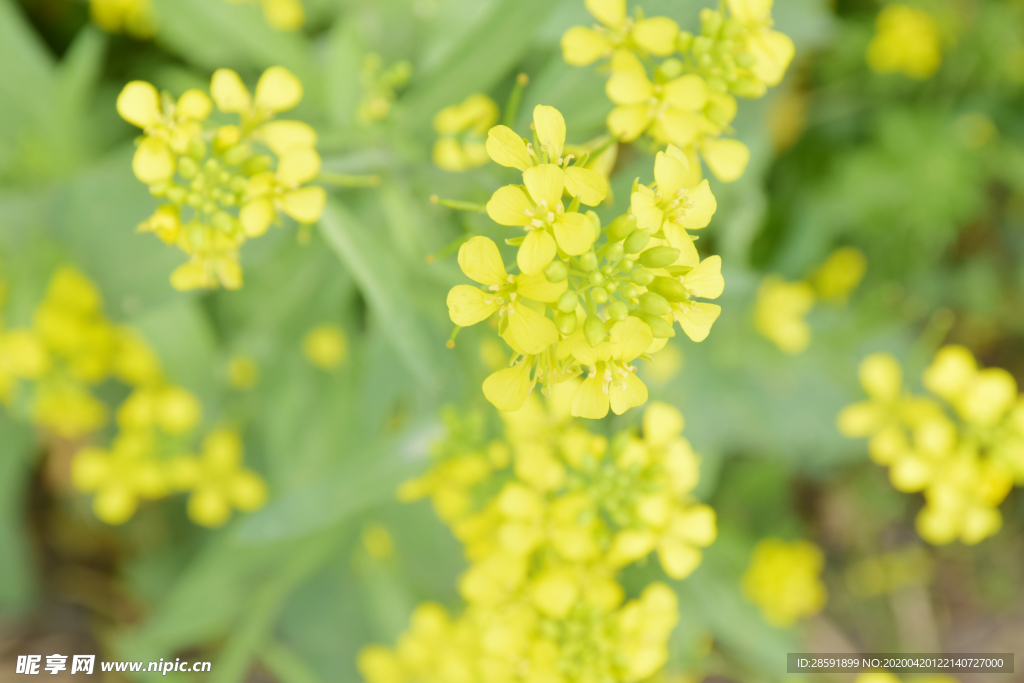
[212,211,234,232]
[545,260,569,283]
[631,268,655,286]
[638,247,680,268]
[618,258,635,273]
[149,180,171,197]
[229,176,248,193]
[186,192,203,208]
[592,287,609,304]
[623,229,651,254]
[640,291,671,316]
[620,283,639,299]
[187,138,207,160]
[604,281,618,294]
[659,58,684,80]
[589,271,605,287]
[631,310,675,338]
[649,276,690,302]
[584,315,607,346]
[677,30,694,53]
[166,186,187,205]
[605,243,625,263]
[732,78,766,98]
[178,157,200,179]
[606,214,637,243]
[556,311,577,335]
[608,300,629,321]
[242,154,272,175]
[579,252,599,272]
[735,52,756,69]
[700,8,722,37]
[223,144,252,167]
[556,291,578,313]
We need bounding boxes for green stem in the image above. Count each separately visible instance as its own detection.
[429,195,487,213]
[502,73,530,128]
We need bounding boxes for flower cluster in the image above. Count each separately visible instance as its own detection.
[838,346,1024,545]
[227,0,306,30]
[0,266,266,527]
[741,538,827,627]
[866,4,943,80]
[432,94,500,172]
[360,397,716,682]
[754,247,866,354]
[118,66,325,290]
[562,0,795,183]
[88,0,156,38]
[447,105,724,418]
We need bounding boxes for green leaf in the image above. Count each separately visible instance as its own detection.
[260,640,325,683]
[318,199,440,388]
[0,415,35,612]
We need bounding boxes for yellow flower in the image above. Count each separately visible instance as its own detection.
[88,0,155,38]
[867,4,943,79]
[811,247,867,303]
[167,428,268,527]
[561,0,680,66]
[433,94,500,172]
[303,324,348,369]
[753,276,815,354]
[71,431,167,525]
[116,384,202,435]
[0,330,50,405]
[565,317,652,419]
[226,0,306,31]
[742,538,827,627]
[606,52,710,146]
[923,345,1018,428]
[723,0,795,90]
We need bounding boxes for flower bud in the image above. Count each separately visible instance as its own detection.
[631,268,655,286]
[631,310,675,338]
[592,287,609,304]
[608,300,628,321]
[649,276,690,302]
[589,271,605,287]
[658,58,684,80]
[584,315,607,346]
[640,292,671,316]
[606,214,637,242]
[579,252,599,271]
[556,311,577,335]
[700,9,722,37]
[544,260,568,283]
[623,229,651,254]
[178,157,200,179]
[732,78,766,98]
[605,243,624,263]
[638,247,680,268]
[677,31,694,53]
[556,291,578,313]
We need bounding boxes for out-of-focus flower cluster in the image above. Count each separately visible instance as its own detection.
[227,0,307,31]
[741,538,827,627]
[866,4,943,79]
[359,396,716,682]
[89,0,307,36]
[447,105,724,419]
[754,247,867,354]
[561,0,795,183]
[839,346,1024,545]
[0,266,265,527]
[118,66,325,290]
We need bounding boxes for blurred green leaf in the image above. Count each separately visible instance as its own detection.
[0,415,35,612]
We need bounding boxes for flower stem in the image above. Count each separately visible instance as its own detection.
[502,73,530,128]
[429,195,486,213]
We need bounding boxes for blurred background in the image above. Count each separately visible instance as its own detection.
[1,0,1023,681]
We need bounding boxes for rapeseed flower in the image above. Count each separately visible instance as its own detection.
[433,94,499,172]
[88,0,155,38]
[811,247,867,303]
[561,0,680,66]
[753,276,815,354]
[867,4,943,79]
[71,431,168,524]
[742,538,827,627]
[303,324,349,369]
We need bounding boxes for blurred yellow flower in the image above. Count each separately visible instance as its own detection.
[227,356,260,389]
[89,0,155,38]
[867,4,942,79]
[227,0,305,31]
[561,0,679,66]
[71,431,167,524]
[432,94,499,172]
[753,276,815,354]
[811,247,867,303]
[742,538,827,627]
[303,324,348,369]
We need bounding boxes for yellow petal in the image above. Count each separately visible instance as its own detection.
[117,81,161,128]
[586,0,626,27]
[447,285,500,326]
[516,271,567,303]
[518,230,557,276]
[661,224,700,267]
[563,166,607,206]
[631,17,680,57]
[240,198,275,237]
[571,375,610,419]
[678,179,716,229]
[749,29,795,87]
[533,105,566,161]
[677,302,721,342]
[609,372,648,415]
[658,109,703,147]
[483,362,535,412]
[177,89,212,120]
[611,317,653,362]
[486,185,532,226]
[726,0,773,24]
[653,150,688,197]
[606,65,653,105]
[211,69,252,113]
[281,186,326,223]
[658,538,702,579]
[486,125,531,170]
[458,236,508,286]
[922,345,976,401]
[630,186,664,231]
[860,353,902,401]
[433,138,467,172]
[262,0,305,31]
[505,301,558,355]
[561,26,612,66]
[553,212,595,256]
[523,164,565,209]
[836,401,885,437]
[132,137,175,183]
[254,66,303,112]
[277,147,321,186]
[259,120,317,156]
[170,260,212,291]
[663,75,709,111]
[683,255,724,299]
[960,368,1017,426]
[608,105,651,141]
[701,138,750,183]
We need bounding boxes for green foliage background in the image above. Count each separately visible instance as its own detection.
[1,0,1023,680]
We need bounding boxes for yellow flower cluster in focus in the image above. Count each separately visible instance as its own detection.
[838,346,1024,545]
[741,538,827,627]
[227,0,306,31]
[432,94,500,172]
[867,5,943,80]
[447,105,724,418]
[88,0,155,38]
[0,267,266,527]
[754,247,866,354]
[562,0,795,183]
[118,66,325,290]
[360,398,716,683]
